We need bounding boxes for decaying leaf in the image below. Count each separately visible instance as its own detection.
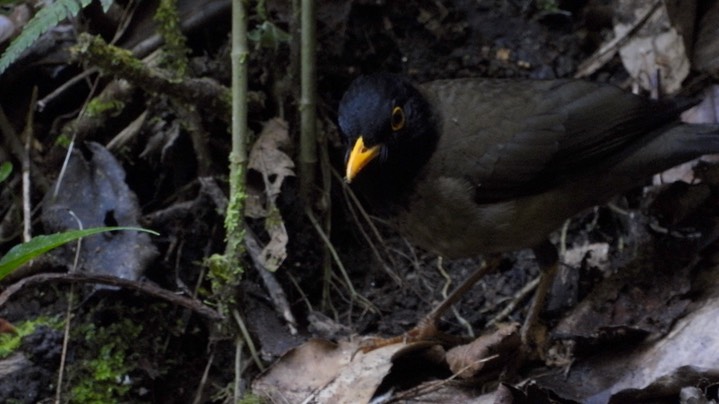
[258,206,288,272]
[40,142,158,280]
[247,117,294,218]
[614,0,690,94]
[538,271,719,402]
[0,353,31,380]
[252,339,407,403]
[552,241,693,342]
[247,118,294,272]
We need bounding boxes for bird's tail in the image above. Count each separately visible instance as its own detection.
[616,124,719,177]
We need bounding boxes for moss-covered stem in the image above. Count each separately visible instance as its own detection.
[71,34,233,123]
[299,0,317,203]
[224,0,249,268]
[154,0,189,77]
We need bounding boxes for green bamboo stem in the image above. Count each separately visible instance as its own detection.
[299,0,317,203]
[224,0,249,266]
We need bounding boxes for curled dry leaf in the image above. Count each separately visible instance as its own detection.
[614,0,690,94]
[247,118,294,271]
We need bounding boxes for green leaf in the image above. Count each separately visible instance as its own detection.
[0,161,11,184]
[0,226,159,280]
[247,21,290,50]
[0,0,93,76]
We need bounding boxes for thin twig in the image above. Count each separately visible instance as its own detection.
[0,273,223,321]
[55,285,73,404]
[56,212,84,404]
[334,169,402,285]
[306,208,377,313]
[388,354,500,402]
[234,336,243,403]
[36,68,98,112]
[52,76,102,200]
[21,88,37,242]
[486,277,539,327]
[192,346,215,404]
[436,257,474,338]
[231,309,264,371]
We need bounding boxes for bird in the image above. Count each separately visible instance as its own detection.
[337,73,719,353]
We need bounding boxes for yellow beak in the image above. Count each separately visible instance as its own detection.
[345,136,381,183]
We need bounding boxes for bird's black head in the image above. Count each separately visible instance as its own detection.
[338,74,438,197]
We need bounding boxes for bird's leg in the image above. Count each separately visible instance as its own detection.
[423,254,502,325]
[359,254,502,352]
[521,240,560,356]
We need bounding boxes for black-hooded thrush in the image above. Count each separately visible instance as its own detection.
[338,73,719,353]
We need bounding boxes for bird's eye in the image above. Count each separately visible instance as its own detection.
[391,106,405,131]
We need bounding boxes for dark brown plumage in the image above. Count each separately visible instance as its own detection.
[339,74,718,258]
[338,74,719,352]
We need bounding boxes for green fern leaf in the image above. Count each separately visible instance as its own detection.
[0,0,93,76]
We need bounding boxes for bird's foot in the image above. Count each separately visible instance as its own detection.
[358,317,467,353]
[520,320,549,360]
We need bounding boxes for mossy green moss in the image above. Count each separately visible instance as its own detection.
[0,316,61,358]
[85,98,125,118]
[69,318,143,403]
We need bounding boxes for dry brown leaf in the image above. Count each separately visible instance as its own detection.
[553,243,692,342]
[445,323,521,379]
[563,242,610,270]
[614,0,690,94]
[252,338,409,403]
[247,117,294,218]
[258,206,288,272]
[0,318,17,334]
[539,265,719,402]
[246,118,294,271]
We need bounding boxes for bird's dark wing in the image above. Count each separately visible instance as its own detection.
[421,79,688,203]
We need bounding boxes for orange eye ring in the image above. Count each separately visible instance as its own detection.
[391,106,405,131]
